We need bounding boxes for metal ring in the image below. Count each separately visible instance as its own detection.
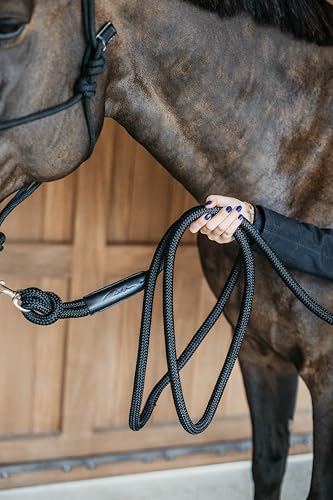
[13,293,31,313]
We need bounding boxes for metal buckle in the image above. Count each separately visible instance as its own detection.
[96,22,116,52]
[0,281,30,313]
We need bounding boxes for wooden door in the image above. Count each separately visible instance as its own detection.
[0,120,312,488]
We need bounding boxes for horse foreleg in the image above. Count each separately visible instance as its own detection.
[306,373,333,500]
[239,336,298,500]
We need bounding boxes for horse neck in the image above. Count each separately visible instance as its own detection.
[102,0,333,211]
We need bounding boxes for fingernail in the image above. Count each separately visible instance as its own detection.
[205,213,212,220]
[205,200,212,206]
[226,206,232,213]
[238,214,243,220]
[236,205,242,212]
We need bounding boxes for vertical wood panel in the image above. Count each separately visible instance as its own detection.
[0,277,68,436]
[42,177,76,242]
[1,188,45,242]
[108,124,196,244]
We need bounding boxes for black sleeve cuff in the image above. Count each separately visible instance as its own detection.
[253,205,265,233]
[250,205,265,252]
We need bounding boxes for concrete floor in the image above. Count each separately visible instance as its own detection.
[1,454,312,500]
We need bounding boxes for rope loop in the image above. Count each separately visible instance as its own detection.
[20,288,62,326]
[86,53,106,77]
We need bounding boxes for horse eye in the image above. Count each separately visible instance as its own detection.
[0,19,26,41]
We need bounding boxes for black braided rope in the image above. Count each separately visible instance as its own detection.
[129,206,255,434]
[129,206,333,434]
[4,205,333,435]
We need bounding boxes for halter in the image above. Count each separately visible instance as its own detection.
[0,0,117,250]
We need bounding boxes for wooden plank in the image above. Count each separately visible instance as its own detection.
[0,244,71,278]
[108,124,141,243]
[104,244,198,277]
[62,125,114,434]
[107,123,196,244]
[0,277,68,437]
[42,177,76,242]
[0,187,45,242]
[0,177,75,244]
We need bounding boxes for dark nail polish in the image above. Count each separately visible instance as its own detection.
[238,215,243,221]
[205,200,212,206]
[226,206,232,213]
[236,205,242,212]
[205,213,212,221]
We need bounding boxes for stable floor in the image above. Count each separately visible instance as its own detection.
[1,454,312,500]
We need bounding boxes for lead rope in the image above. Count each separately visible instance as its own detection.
[0,199,332,434]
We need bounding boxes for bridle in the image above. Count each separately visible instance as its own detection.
[0,0,332,436]
[0,0,117,252]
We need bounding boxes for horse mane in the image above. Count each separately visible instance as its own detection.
[187,0,333,45]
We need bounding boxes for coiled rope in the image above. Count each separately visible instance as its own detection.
[2,205,331,434]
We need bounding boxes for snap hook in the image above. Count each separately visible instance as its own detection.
[0,280,30,313]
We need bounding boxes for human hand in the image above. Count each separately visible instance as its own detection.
[189,195,254,244]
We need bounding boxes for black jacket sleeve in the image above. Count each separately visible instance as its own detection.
[252,205,333,280]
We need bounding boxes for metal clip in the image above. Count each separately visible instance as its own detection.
[0,281,30,313]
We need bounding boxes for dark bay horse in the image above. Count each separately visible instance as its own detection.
[0,0,333,498]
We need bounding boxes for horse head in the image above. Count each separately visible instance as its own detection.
[0,0,115,202]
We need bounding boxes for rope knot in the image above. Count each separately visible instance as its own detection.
[75,77,97,98]
[75,50,106,98]
[20,288,62,326]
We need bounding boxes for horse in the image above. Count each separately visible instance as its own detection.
[0,0,332,498]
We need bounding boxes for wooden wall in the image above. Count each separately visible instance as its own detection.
[0,119,312,488]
